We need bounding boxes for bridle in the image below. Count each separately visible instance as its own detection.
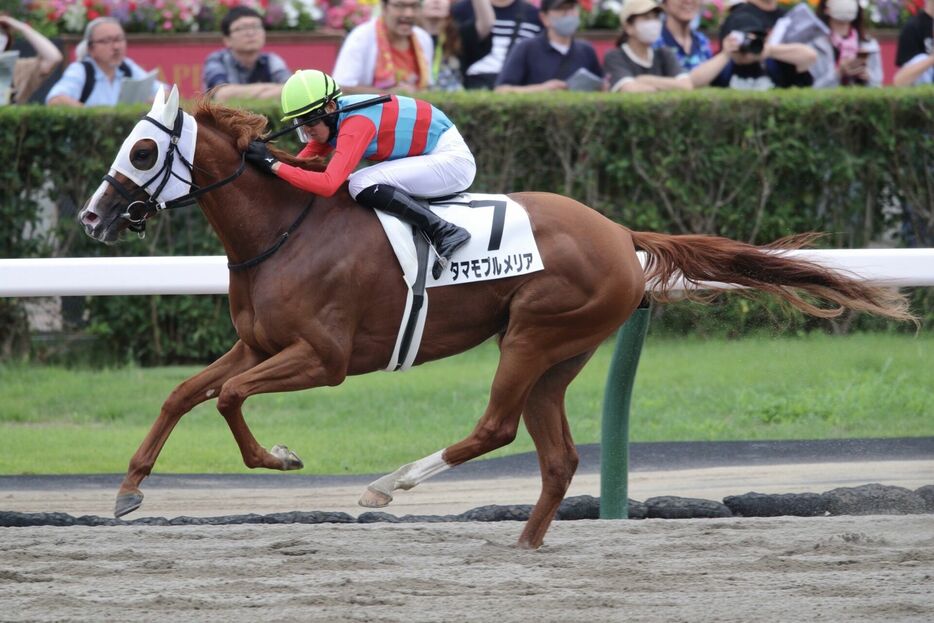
[102,108,246,237]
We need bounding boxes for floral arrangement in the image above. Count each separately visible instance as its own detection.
[583,0,925,32]
[3,0,926,35]
[14,0,326,35]
[324,0,375,31]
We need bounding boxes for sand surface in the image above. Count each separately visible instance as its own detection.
[1,515,932,622]
[1,459,933,621]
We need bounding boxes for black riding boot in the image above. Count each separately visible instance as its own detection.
[356,184,471,279]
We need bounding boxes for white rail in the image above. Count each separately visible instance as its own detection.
[1,249,933,298]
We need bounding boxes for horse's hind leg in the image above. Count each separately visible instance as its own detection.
[359,339,548,508]
[517,351,593,549]
[115,340,264,517]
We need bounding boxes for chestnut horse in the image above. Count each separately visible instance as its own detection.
[79,88,911,548]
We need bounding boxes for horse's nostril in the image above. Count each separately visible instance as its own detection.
[81,211,99,226]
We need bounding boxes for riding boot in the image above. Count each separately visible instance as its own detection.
[356,184,471,279]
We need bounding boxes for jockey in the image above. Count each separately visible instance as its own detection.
[246,69,473,278]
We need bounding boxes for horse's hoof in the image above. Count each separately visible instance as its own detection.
[114,491,144,518]
[270,444,304,471]
[358,486,393,508]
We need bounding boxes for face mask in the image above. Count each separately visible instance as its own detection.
[826,0,858,23]
[634,18,663,45]
[550,14,580,37]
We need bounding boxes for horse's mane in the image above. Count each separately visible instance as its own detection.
[193,97,327,172]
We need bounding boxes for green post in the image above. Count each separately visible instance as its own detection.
[599,301,651,519]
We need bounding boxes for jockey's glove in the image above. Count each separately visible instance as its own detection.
[245,140,279,175]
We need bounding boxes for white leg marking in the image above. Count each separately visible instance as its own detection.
[367,449,450,496]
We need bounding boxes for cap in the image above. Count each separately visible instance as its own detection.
[719,6,770,40]
[619,0,661,24]
[540,0,578,12]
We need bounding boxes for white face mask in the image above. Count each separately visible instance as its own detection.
[634,18,663,45]
[826,0,859,23]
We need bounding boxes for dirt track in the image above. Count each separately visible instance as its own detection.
[1,515,932,622]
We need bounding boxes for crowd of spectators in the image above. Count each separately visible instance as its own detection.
[1,0,932,110]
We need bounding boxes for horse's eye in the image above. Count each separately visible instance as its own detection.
[133,150,150,161]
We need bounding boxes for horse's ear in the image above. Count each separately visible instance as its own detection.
[149,86,166,117]
[161,85,180,127]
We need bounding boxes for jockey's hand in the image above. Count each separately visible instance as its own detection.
[245,140,278,175]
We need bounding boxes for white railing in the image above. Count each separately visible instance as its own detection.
[1,249,933,298]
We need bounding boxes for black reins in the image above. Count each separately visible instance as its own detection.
[104,109,247,236]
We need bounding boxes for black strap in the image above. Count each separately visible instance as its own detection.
[506,2,530,59]
[80,60,133,104]
[227,197,315,272]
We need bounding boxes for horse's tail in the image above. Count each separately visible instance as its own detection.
[628,231,916,323]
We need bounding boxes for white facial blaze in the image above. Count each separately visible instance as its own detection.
[110,84,198,205]
[84,177,114,218]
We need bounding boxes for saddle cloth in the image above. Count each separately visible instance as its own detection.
[375,192,545,371]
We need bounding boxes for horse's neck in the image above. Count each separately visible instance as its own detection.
[192,128,312,266]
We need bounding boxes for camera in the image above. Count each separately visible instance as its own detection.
[737,32,765,55]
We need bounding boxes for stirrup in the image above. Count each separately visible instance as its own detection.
[432,256,449,280]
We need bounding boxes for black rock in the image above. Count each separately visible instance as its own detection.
[396,514,458,523]
[723,492,828,517]
[457,504,532,522]
[628,499,648,520]
[357,512,400,523]
[822,483,928,515]
[644,496,732,519]
[914,485,934,512]
[556,495,600,520]
[0,511,76,527]
[261,511,355,524]
[74,515,121,526]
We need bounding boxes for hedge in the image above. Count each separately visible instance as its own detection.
[1,88,932,363]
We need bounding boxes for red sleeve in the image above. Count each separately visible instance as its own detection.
[297,141,331,159]
[276,116,376,197]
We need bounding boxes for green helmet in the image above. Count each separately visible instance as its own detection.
[280,70,342,122]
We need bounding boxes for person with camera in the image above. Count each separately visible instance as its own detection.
[604,0,692,92]
[689,9,815,90]
[809,0,881,87]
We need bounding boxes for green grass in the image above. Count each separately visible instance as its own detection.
[0,333,931,475]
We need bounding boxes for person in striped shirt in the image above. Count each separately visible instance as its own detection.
[245,69,473,278]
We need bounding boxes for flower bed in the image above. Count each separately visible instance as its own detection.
[3,0,922,36]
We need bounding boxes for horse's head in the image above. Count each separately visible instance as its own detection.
[79,85,198,243]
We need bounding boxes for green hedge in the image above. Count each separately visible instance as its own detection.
[2,88,932,363]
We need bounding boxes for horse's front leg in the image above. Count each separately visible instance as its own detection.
[115,340,264,518]
[215,340,343,471]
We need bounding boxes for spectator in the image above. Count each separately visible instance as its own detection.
[332,0,434,93]
[202,6,290,102]
[894,0,933,79]
[655,0,713,71]
[46,17,162,107]
[810,0,882,87]
[689,8,815,90]
[453,0,543,89]
[605,0,692,92]
[893,48,934,86]
[494,0,602,92]
[0,14,63,104]
[419,0,495,90]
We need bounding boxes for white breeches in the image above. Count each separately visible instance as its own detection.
[347,126,476,199]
